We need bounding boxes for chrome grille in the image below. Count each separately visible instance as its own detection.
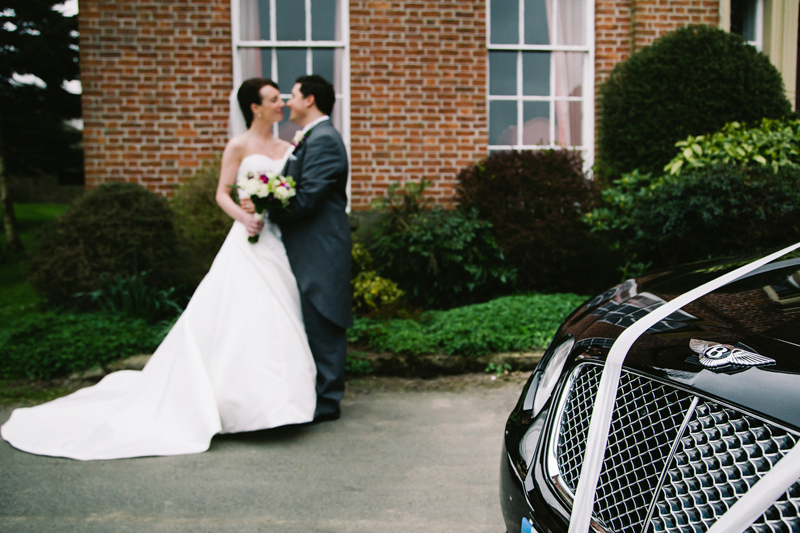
[551,363,800,533]
[651,402,800,533]
[556,364,694,531]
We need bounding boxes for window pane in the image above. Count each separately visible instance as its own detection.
[523,101,550,145]
[555,0,586,46]
[490,100,518,145]
[277,48,306,87]
[240,48,273,79]
[522,52,550,96]
[524,0,549,44]
[554,100,582,146]
[490,0,519,45]
[312,49,335,87]
[490,51,517,96]
[554,52,582,97]
[311,0,338,41]
[240,0,270,40]
[731,0,757,42]
[276,0,306,41]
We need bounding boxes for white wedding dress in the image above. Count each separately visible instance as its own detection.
[1,153,317,460]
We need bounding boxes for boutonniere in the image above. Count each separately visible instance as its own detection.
[291,128,313,153]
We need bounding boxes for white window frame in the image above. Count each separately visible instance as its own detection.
[487,0,595,168]
[230,0,350,150]
[727,0,764,50]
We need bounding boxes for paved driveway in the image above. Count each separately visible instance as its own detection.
[0,374,525,532]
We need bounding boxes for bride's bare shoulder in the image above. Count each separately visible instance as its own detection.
[223,133,249,159]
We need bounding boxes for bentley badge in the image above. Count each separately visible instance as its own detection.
[690,339,776,368]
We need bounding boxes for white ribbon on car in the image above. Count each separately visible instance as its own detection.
[567,241,800,533]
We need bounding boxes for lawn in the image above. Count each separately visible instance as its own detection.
[0,203,68,321]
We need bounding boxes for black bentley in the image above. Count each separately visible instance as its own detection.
[500,244,800,533]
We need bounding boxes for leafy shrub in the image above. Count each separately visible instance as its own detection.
[367,179,517,309]
[664,118,800,175]
[586,164,800,271]
[597,25,793,179]
[0,312,164,380]
[345,351,374,376]
[170,158,233,278]
[347,292,588,357]
[351,243,405,316]
[27,182,183,308]
[76,270,185,323]
[455,149,612,293]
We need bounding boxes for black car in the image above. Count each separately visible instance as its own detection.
[500,244,800,533]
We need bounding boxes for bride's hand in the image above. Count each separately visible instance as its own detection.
[240,198,255,214]
[242,213,264,237]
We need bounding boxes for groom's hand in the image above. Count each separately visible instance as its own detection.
[240,198,255,214]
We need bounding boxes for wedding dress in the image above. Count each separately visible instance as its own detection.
[1,153,317,460]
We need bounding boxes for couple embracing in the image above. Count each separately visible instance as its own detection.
[1,75,352,460]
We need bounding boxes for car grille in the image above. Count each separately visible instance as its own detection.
[552,363,800,533]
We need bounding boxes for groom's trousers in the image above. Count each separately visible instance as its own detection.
[300,293,347,417]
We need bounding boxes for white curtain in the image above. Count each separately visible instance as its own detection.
[547,0,584,146]
[241,0,263,78]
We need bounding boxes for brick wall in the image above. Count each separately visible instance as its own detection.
[595,0,720,89]
[79,0,233,195]
[349,0,488,209]
[78,0,721,204]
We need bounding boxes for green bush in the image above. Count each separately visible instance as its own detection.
[76,270,185,323]
[664,118,800,175]
[0,312,165,380]
[586,164,800,271]
[27,182,183,308]
[367,180,517,310]
[351,243,405,316]
[170,159,233,279]
[455,150,614,293]
[597,25,793,179]
[347,293,588,357]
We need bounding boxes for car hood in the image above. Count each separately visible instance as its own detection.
[560,252,800,430]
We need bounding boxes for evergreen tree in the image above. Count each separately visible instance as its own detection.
[0,0,81,252]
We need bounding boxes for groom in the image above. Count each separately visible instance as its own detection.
[270,75,352,422]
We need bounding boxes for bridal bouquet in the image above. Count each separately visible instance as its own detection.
[237,171,296,243]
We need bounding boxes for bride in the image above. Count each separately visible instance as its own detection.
[0,78,317,460]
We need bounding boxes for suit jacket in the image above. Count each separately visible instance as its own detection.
[271,119,353,329]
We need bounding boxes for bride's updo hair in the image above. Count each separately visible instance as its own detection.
[237,78,279,127]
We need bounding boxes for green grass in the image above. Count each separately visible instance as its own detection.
[348,292,589,357]
[0,203,69,320]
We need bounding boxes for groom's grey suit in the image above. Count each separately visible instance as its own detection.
[271,119,352,418]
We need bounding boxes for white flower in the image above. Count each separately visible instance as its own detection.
[254,181,270,198]
[274,185,294,201]
[292,130,305,145]
[241,177,261,196]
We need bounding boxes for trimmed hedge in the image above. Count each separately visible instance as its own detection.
[27,182,183,308]
[455,149,614,293]
[597,25,793,179]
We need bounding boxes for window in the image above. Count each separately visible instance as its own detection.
[231,0,349,143]
[730,0,763,49]
[487,0,594,163]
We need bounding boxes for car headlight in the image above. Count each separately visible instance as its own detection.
[523,335,575,418]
